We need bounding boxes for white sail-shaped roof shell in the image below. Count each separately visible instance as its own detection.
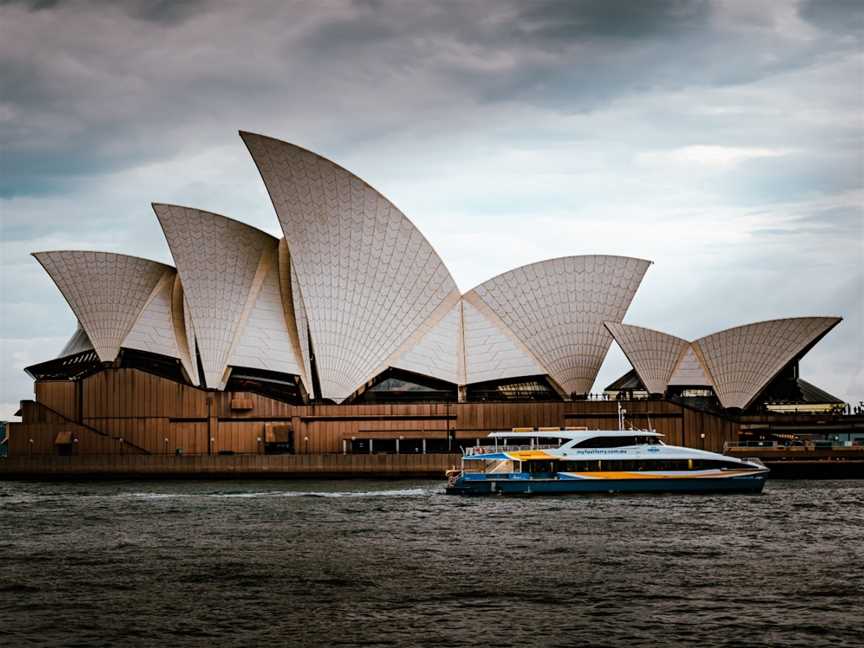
[668,345,712,387]
[34,251,170,363]
[387,295,463,386]
[604,323,689,395]
[242,132,460,401]
[694,317,841,410]
[123,270,184,361]
[153,204,307,390]
[466,255,651,395]
[169,276,200,386]
[57,324,94,358]
[228,249,305,378]
[278,239,314,395]
[461,296,547,385]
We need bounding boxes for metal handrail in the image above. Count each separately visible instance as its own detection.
[464,443,559,456]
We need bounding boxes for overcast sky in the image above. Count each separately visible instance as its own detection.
[1,0,862,418]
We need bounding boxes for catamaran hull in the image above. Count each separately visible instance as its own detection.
[445,475,766,496]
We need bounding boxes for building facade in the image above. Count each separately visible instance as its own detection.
[4,132,855,464]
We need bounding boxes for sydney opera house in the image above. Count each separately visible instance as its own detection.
[3,132,853,470]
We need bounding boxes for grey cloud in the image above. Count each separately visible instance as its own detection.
[1,0,856,197]
[0,0,211,23]
[799,0,864,38]
[1,0,862,412]
[510,0,711,41]
[723,152,863,205]
[751,204,864,239]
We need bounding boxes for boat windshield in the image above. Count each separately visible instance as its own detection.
[572,435,661,449]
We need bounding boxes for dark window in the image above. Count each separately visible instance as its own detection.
[399,439,424,453]
[225,366,305,405]
[691,459,747,470]
[347,439,404,454]
[120,349,192,384]
[526,461,556,473]
[372,439,397,454]
[560,460,603,472]
[466,375,563,402]
[25,350,102,381]
[425,438,452,454]
[350,368,457,404]
[558,459,693,472]
[573,435,659,449]
[350,439,371,453]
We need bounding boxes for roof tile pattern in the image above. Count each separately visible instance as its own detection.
[290,263,313,396]
[58,324,93,358]
[468,256,650,395]
[668,345,712,387]
[123,271,183,360]
[229,257,304,377]
[605,323,689,394]
[242,132,459,400]
[169,277,199,386]
[694,317,841,409]
[390,299,462,385]
[153,204,279,389]
[462,298,546,384]
[34,251,168,362]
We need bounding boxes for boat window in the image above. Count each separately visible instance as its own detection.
[526,461,556,473]
[573,435,659,448]
[556,457,749,473]
[691,459,747,470]
[559,459,692,472]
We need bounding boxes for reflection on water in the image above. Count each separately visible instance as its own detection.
[1,479,863,647]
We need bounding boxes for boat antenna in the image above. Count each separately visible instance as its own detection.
[617,402,627,431]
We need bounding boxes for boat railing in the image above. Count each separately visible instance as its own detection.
[464,443,559,457]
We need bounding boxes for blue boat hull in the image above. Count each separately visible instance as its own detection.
[446,475,766,496]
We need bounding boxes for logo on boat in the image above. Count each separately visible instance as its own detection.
[646,447,660,453]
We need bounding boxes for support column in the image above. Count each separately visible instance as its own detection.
[206,396,217,456]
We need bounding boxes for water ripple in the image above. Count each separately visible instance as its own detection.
[0,479,862,647]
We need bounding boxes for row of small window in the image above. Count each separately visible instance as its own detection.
[347,438,453,454]
[542,459,746,472]
[572,435,662,448]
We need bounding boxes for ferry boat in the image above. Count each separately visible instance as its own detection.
[445,421,768,496]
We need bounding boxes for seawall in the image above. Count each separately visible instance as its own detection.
[0,454,462,480]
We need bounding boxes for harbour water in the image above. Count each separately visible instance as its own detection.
[1,479,862,647]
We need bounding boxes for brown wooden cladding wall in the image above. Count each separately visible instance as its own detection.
[9,368,739,457]
[82,369,210,419]
[681,405,737,452]
[34,380,78,421]
[6,401,144,456]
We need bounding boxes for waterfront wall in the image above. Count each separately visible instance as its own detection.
[0,453,462,479]
[5,367,861,475]
[8,367,741,458]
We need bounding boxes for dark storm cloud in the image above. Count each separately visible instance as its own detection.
[0,0,211,23]
[1,0,855,197]
[511,0,710,40]
[799,0,864,38]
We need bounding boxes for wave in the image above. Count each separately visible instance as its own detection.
[210,487,433,499]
